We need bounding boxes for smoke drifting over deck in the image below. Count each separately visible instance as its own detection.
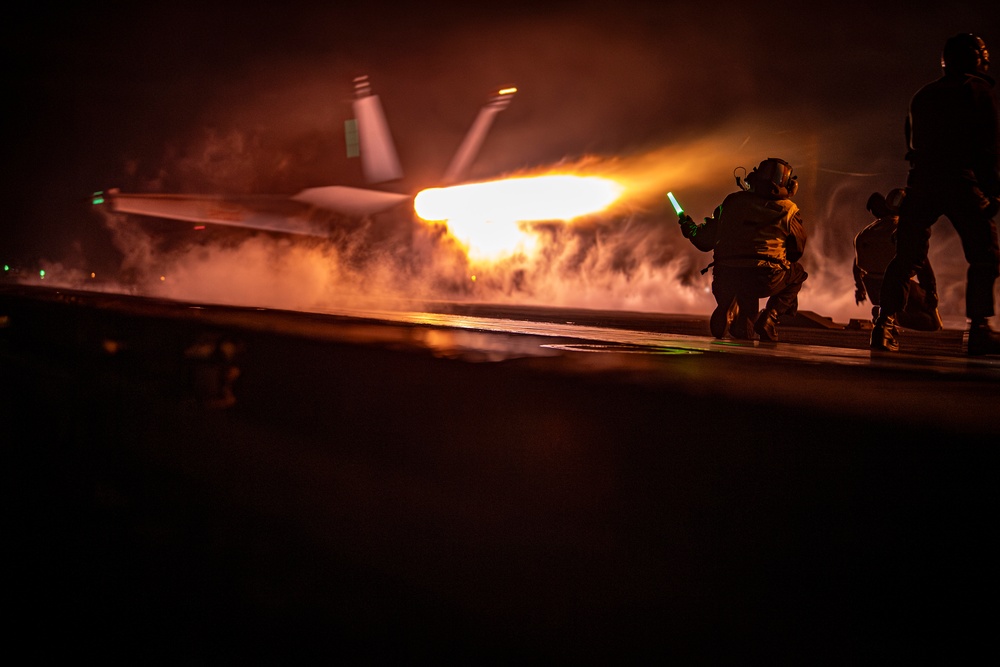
[6,2,998,325]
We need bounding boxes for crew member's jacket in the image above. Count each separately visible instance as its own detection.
[681,190,806,271]
[905,69,1000,195]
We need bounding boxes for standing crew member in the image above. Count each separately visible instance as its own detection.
[871,33,1000,355]
[679,157,808,342]
[853,188,943,330]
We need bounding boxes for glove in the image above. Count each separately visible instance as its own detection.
[986,196,1000,220]
[854,285,867,305]
[678,214,697,239]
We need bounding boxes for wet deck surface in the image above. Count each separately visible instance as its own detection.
[3,284,998,661]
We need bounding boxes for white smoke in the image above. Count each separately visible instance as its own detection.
[13,1,998,330]
[21,122,996,331]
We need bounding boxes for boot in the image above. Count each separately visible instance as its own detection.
[754,308,779,342]
[730,310,757,340]
[710,299,737,339]
[870,313,900,352]
[967,322,1000,356]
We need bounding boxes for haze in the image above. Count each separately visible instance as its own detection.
[3,1,998,325]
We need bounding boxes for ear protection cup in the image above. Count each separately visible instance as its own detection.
[786,177,798,197]
[885,188,906,213]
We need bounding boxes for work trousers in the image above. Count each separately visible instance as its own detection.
[880,176,999,321]
[711,262,808,320]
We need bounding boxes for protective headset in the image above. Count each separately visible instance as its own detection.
[941,33,990,77]
[866,188,906,218]
[885,188,906,213]
[747,158,798,198]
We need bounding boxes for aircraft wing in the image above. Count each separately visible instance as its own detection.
[105,191,337,236]
[105,185,411,236]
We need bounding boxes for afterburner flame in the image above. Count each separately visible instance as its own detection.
[415,175,623,222]
[414,174,624,260]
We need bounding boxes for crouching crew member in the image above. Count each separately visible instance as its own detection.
[853,188,943,331]
[679,157,808,342]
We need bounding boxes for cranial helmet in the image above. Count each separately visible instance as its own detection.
[747,158,798,198]
[941,33,990,78]
[866,192,888,218]
[866,188,905,218]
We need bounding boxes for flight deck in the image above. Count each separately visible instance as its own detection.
[3,283,997,662]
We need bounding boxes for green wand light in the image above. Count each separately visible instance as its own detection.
[667,191,684,217]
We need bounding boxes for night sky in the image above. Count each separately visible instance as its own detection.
[3,1,998,319]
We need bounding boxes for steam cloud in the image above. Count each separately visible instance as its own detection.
[38,120,989,329]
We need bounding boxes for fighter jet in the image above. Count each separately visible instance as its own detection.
[94,76,517,236]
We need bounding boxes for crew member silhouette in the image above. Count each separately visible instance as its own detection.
[871,34,1000,355]
[854,188,942,331]
[678,157,807,342]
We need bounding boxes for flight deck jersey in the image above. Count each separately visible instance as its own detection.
[711,191,805,270]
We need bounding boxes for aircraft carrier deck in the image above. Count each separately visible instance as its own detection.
[3,283,998,662]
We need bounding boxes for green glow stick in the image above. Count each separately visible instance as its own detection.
[667,191,684,216]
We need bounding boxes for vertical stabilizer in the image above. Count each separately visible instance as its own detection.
[352,76,404,184]
[441,87,517,185]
